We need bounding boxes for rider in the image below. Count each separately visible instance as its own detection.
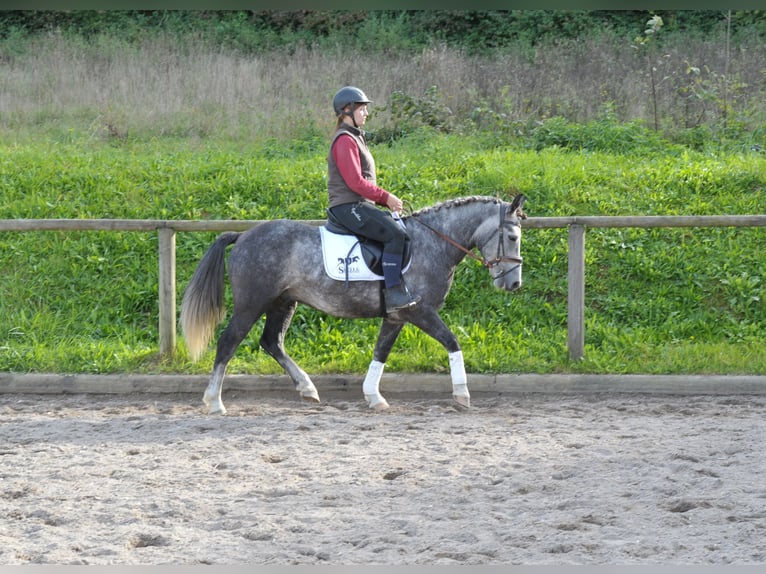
[326,85,420,313]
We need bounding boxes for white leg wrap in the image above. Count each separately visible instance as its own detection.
[449,351,470,406]
[363,360,389,410]
[203,364,227,415]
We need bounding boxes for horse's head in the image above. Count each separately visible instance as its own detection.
[476,194,526,292]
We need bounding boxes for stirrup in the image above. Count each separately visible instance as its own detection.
[384,284,421,313]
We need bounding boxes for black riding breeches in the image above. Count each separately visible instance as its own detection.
[327,201,409,257]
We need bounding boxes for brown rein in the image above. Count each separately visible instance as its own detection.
[409,204,523,270]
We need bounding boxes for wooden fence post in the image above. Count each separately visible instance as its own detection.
[568,224,586,361]
[158,227,176,357]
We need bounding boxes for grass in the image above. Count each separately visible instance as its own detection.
[1,127,765,376]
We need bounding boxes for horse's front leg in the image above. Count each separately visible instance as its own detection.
[363,321,405,410]
[406,307,470,409]
[448,349,470,408]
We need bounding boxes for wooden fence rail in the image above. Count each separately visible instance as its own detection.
[3,215,766,360]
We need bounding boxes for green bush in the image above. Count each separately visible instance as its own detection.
[526,109,669,153]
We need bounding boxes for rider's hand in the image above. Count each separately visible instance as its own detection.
[386,193,404,214]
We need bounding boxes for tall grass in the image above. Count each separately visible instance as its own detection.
[1,29,765,144]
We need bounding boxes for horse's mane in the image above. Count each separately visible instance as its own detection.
[408,195,503,218]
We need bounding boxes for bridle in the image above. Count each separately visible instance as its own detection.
[410,202,523,277]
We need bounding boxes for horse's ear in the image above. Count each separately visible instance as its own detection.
[510,194,527,219]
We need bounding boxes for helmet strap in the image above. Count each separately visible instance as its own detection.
[343,103,359,128]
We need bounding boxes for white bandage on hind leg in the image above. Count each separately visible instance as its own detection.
[363,360,385,397]
[449,350,469,397]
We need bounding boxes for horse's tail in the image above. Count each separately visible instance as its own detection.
[180,232,240,362]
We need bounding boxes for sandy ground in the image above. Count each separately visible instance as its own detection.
[0,390,764,565]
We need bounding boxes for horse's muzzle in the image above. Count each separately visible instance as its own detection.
[492,261,522,292]
[497,278,522,292]
[493,273,522,292]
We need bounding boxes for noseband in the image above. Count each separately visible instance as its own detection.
[412,203,523,275]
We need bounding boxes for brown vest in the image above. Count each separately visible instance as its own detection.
[327,124,377,208]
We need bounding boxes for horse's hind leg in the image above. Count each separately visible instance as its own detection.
[260,298,320,403]
[203,308,261,415]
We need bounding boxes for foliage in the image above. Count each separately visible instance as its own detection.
[370,86,456,143]
[3,11,765,54]
[524,109,669,154]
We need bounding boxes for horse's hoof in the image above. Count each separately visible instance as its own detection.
[301,392,321,404]
[452,395,471,410]
[207,404,227,415]
[203,392,227,414]
[365,395,390,411]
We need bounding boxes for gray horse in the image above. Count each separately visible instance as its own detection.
[180,194,526,414]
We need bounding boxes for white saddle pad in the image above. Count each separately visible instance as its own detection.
[319,226,384,282]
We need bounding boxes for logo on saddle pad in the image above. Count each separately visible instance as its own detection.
[319,226,412,282]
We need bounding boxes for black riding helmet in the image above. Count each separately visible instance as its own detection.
[333,86,372,127]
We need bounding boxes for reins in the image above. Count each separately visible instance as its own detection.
[408,202,523,270]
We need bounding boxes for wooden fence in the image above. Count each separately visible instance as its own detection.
[3,215,766,361]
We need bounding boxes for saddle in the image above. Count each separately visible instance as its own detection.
[320,210,412,282]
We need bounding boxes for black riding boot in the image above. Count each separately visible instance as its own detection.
[384,280,420,313]
[381,251,420,313]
